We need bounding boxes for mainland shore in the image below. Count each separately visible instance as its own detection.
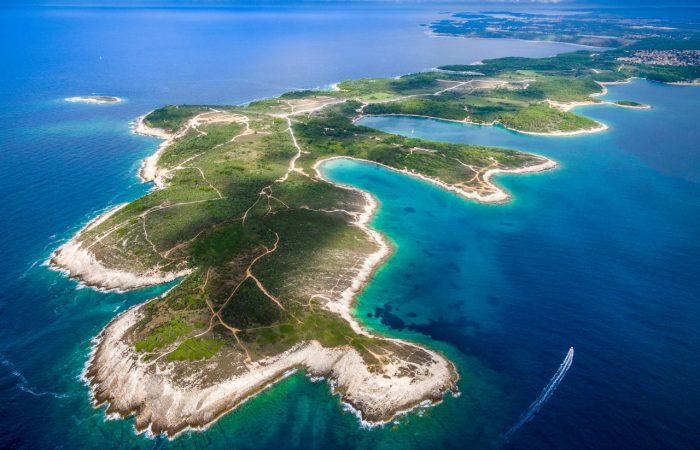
[49,200,191,292]
[85,304,459,438]
[57,108,461,437]
[314,155,557,205]
[52,72,617,437]
[361,79,655,138]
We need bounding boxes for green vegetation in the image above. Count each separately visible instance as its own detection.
[527,77,602,103]
[135,317,192,352]
[630,64,700,84]
[430,11,700,49]
[167,337,223,361]
[86,96,120,103]
[292,103,539,180]
[84,85,548,368]
[336,72,456,100]
[143,105,211,133]
[280,89,337,99]
[499,105,599,133]
[439,39,700,84]
[364,97,470,121]
[221,278,282,329]
[362,91,599,132]
[624,37,700,51]
[615,100,643,107]
[75,48,663,371]
[158,122,244,168]
[590,71,631,83]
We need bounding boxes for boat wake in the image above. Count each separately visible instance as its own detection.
[502,347,574,443]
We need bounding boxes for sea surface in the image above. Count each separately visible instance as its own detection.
[0,5,698,450]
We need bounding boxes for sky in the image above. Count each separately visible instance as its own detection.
[3,0,700,8]
[4,0,700,6]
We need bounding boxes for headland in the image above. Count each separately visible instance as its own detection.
[52,44,672,436]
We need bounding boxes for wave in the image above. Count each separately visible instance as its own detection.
[1,355,72,399]
[502,346,574,443]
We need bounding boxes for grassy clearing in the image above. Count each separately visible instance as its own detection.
[135,317,192,352]
[336,72,454,100]
[158,122,244,169]
[167,337,223,361]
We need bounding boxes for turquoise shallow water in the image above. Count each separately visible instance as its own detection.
[340,79,700,448]
[1,5,699,449]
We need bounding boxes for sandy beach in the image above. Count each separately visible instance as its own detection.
[509,121,609,136]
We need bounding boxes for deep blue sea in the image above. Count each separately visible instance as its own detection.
[1,5,699,450]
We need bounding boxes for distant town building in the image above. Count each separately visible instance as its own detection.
[617,50,700,66]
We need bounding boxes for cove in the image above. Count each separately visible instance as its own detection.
[320,79,700,448]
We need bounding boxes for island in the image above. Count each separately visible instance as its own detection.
[52,43,673,437]
[65,95,122,104]
[613,100,651,109]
